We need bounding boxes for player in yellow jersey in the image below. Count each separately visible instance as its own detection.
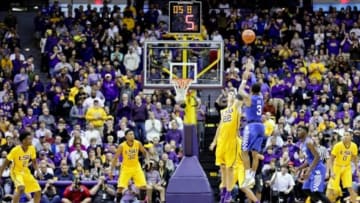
[326,131,359,203]
[209,85,243,203]
[0,131,42,203]
[231,137,260,203]
[110,129,149,203]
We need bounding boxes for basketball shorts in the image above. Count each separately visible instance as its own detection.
[302,164,326,192]
[118,167,147,188]
[10,171,41,193]
[215,138,238,168]
[332,165,352,189]
[242,123,265,152]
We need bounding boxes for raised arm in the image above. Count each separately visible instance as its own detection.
[238,62,252,106]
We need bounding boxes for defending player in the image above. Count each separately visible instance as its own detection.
[0,131,42,203]
[296,126,331,203]
[110,129,149,203]
[209,87,243,203]
[238,61,265,187]
[326,131,358,203]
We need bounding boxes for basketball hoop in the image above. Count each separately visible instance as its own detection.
[173,78,193,103]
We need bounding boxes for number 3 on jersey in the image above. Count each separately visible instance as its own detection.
[256,104,262,116]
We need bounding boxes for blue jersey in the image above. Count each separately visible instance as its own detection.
[300,136,326,192]
[245,95,263,122]
[300,137,319,166]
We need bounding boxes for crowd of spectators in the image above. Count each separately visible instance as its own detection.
[0,0,360,202]
[0,1,192,202]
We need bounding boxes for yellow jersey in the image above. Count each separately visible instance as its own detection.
[7,145,36,173]
[121,140,141,169]
[331,141,358,167]
[184,91,197,125]
[218,104,240,141]
[234,137,243,168]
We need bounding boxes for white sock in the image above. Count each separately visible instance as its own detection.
[250,170,255,178]
[245,169,251,178]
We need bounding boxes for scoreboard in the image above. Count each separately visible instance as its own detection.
[169,1,202,34]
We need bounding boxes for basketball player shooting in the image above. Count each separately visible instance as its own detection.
[238,60,265,188]
[209,72,245,203]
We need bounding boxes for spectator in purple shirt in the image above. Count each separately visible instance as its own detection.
[48,46,62,77]
[0,95,13,118]
[13,67,29,99]
[132,95,148,143]
[307,78,322,94]
[165,120,183,147]
[121,179,140,203]
[152,102,169,124]
[148,68,161,83]
[116,93,133,121]
[337,102,355,119]
[145,162,165,203]
[102,73,119,107]
[293,109,310,124]
[164,143,178,164]
[22,107,37,128]
[263,146,278,165]
[11,52,24,76]
[327,34,340,56]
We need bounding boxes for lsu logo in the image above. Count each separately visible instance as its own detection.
[19,155,30,160]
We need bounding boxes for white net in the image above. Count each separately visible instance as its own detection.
[173,79,193,103]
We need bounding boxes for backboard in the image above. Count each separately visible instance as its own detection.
[143,40,224,89]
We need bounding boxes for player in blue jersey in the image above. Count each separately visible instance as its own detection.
[238,62,265,188]
[296,126,331,203]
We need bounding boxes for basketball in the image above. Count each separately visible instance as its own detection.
[242,29,256,44]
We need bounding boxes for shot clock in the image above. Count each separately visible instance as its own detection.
[169,1,202,34]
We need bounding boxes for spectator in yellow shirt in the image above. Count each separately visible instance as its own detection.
[1,54,12,79]
[317,114,336,133]
[308,56,326,82]
[123,17,135,31]
[69,80,81,104]
[278,43,292,60]
[85,99,112,136]
[263,112,276,137]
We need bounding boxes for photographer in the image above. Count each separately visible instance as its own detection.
[269,165,295,203]
[62,177,91,203]
[41,179,61,203]
[90,176,116,203]
[121,179,140,203]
